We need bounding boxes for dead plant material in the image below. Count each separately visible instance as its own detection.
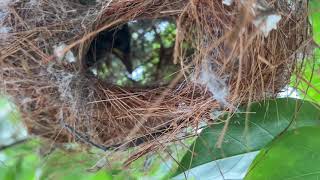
[0,0,310,165]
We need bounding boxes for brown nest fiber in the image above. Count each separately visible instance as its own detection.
[0,0,310,163]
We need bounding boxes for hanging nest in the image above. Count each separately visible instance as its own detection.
[0,0,311,164]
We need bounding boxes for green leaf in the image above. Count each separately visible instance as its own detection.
[0,140,40,180]
[245,126,320,180]
[40,150,103,180]
[295,0,320,103]
[175,98,320,176]
[309,0,320,45]
[291,48,320,103]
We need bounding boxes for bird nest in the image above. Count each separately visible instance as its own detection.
[0,0,310,164]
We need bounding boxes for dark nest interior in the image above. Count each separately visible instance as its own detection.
[0,0,311,165]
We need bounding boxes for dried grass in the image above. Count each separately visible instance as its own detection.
[0,0,311,165]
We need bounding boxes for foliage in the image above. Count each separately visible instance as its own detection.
[40,149,113,180]
[0,139,175,180]
[291,0,320,103]
[0,139,179,179]
[95,19,178,86]
[0,140,40,180]
[309,0,320,45]
[174,98,320,176]
[245,126,320,180]
[291,48,320,103]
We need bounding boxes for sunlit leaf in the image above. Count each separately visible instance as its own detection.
[245,126,320,180]
[292,48,320,103]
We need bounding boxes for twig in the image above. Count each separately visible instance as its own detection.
[0,138,30,151]
[62,123,109,151]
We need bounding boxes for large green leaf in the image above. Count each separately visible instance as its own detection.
[175,98,320,175]
[245,126,320,180]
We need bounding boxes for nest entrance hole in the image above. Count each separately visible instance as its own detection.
[84,18,179,87]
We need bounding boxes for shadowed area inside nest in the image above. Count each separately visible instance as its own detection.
[84,18,180,87]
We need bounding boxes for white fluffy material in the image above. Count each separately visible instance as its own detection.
[253,14,282,37]
[192,63,229,107]
[222,0,282,37]
[53,43,76,63]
